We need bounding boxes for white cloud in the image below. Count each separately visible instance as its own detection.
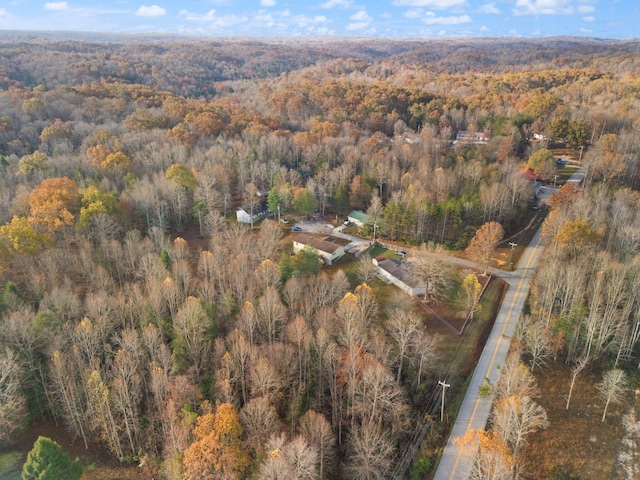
[577,5,594,13]
[254,11,276,27]
[178,9,216,22]
[178,9,248,28]
[478,2,500,14]
[423,12,471,24]
[350,10,372,22]
[404,8,423,19]
[260,0,276,6]
[480,25,490,31]
[136,5,167,17]
[513,0,583,16]
[381,12,392,19]
[347,22,369,30]
[294,14,329,28]
[583,15,594,22]
[392,0,467,9]
[319,0,352,8]
[44,2,68,11]
[580,27,592,33]
[347,10,372,30]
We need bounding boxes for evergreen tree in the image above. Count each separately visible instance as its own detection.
[22,436,82,480]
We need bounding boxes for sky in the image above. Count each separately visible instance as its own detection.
[0,0,637,39]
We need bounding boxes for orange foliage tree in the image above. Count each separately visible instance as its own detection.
[27,177,78,232]
[182,403,249,480]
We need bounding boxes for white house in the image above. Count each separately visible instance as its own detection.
[454,130,491,144]
[236,202,268,224]
[292,233,346,265]
[373,257,425,297]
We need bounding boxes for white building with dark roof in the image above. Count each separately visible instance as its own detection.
[373,257,425,297]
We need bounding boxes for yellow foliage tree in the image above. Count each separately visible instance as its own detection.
[166,163,198,191]
[40,118,72,144]
[18,150,49,176]
[554,218,604,252]
[0,216,51,256]
[461,273,483,321]
[101,151,132,171]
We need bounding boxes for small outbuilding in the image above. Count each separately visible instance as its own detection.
[347,210,370,228]
[236,202,268,224]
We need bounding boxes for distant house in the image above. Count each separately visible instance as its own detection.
[454,131,491,144]
[347,210,370,228]
[292,233,346,265]
[373,257,425,297]
[532,133,549,141]
[236,202,269,224]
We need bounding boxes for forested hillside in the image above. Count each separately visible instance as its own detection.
[1,35,640,479]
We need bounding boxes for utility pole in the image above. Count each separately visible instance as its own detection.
[509,242,517,270]
[438,380,450,422]
[553,174,558,188]
[372,222,378,245]
[277,204,281,223]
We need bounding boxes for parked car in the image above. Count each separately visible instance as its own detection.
[397,251,407,257]
[292,226,302,232]
[343,220,350,226]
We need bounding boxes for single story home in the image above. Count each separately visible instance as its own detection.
[373,257,425,297]
[454,130,491,144]
[347,210,370,228]
[236,202,268,224]
[293,233,346,265]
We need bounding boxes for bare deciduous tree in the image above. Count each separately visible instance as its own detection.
[519,315,552,371]
[493,350,538,401]
[240,396,279,454]
[598,368,627,422]
[0,347,27,446]
[256,286,287,344]
[345,422,395,480]
[299,409,335,479]
[491,395,549,459]
[406,246,451,302]
[356,253,378,284]
[565,356,589,410]
[386,308,421,382]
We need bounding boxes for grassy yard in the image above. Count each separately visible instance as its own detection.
[0,452,21,480]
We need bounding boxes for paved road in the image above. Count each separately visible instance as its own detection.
[433,227,546,480]
[432,167,584,480]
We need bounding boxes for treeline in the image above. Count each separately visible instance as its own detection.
[1,36,640,478]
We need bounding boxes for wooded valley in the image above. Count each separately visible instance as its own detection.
[1,34,640,479]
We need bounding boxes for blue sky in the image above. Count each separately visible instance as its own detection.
[0,1,637,39]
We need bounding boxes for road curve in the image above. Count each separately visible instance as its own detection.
[433,225,547,480]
